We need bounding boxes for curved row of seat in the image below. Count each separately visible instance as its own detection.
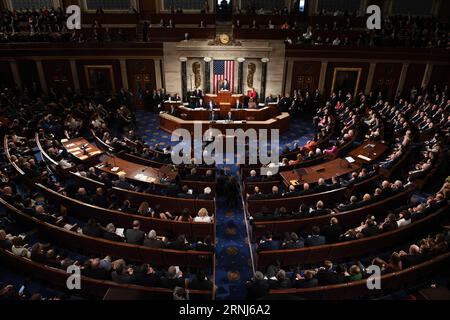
[256,204,448,268]
[269,252,450,299]
[0,247,213,300]
[0,198,214,270]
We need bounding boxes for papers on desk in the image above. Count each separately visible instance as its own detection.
[345,156,356,163]
[111,167,120,172]
[115,228,125,237]
[357,154,372,162]
[134,173,147,181]
[363,144,376,149]
[134,173,156,183]
[290,180,300,185]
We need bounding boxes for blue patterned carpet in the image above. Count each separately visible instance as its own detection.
[135,111,314,151]
[136,111,314,299]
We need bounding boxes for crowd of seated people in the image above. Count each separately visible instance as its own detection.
[407,135,443,180]
[247,228,448,297]
[249,176,407,222]
[0,7,70,42]
[1,174,215,247]
[282,15,449,48]
[375,87,449,137]
[0,228,214,292]
[0,282,63,300]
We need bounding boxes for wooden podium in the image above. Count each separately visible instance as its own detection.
[205,91,243,118]
[205,91,243,106]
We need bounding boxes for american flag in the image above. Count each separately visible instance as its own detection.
[213,60,235,93]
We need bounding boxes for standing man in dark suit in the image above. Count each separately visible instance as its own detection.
[220,79,230,91]
[194,87,203,98]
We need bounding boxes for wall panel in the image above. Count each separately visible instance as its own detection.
[76,60,122,92]
[0,61,14,89]
[324,61,369,96]
[42,60,73,92]
[371,62,402,99]
[429,64,450,90]
[290,61,321,95]
[402,63,425,95]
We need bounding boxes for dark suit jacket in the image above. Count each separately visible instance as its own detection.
[198,193,214,200]
[125,229,145,245]
[220,82,230,90]
[143,238,165,249]
[361,225,380,237]
[134,273,160,287]
[103,232,124,242]
[322,224,343,244]
[316,269,340,286]
[82,225,103,238]
[294,277,318,288]
[246,280,269,300]
[305,235,326,247]
[258,240,279,251]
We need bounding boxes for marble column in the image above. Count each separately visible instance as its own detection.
[260,58,269,102]
[237,57,245,94]
[365,62,377,94]
[204,57,212,94]
[396,63,409,95]
[35,60,48,94]
[318,61,328,94]
[69,60,80,92]
[422,63,433,88]
[9,60,21,90]
[119,60,129,90]
[180,57,188,102]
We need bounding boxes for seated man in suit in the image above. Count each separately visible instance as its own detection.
[246,271,270,300]
[169,105,180,117]
[316,260,340,285]
[210,110,219,121]
[125,220,145,245]
[321,217,343,244]
[220,79,230,91]
[294,270,319,288]
[257,232,279,252]
[198,187,214,200]
[225,111,233,121]
[246,170,261,182]
[314,178,330,193]
[235,99,245,109]
[305,226,326,247]
[310,200,331,216]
